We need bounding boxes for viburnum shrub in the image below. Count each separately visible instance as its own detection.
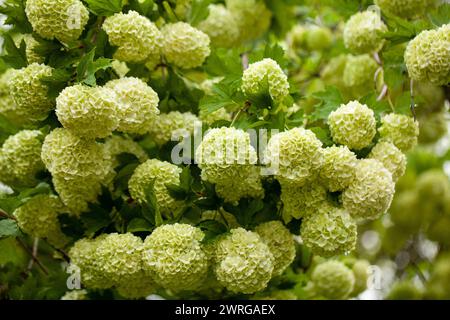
[0,0,448,301]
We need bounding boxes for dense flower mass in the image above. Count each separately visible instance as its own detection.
[198,4,239,48]
[265,128,324,185]
[8,63,53,122]
[105,77,160,134]
[56,85,119,139]
[404,24,450,86]
[103,11,162,63]
[311,260,355,299]
[343,10,387,54]
[142,224,208,291]
[301,203,357,257]
[161,22,211,69]
[379,114,420,152]
[241,58,290,102]
[1,0,447,302]
[215,228,274,294]
[342,159,395,221]
[25,0,89,43]
[328,101,377,150]
[0,130,44,187]
[128,159,182,216]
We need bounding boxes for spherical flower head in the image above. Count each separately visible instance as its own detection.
[350,260,371,296]
[105,135,149,168]
[0,130,44,187]
[342,159,395,221]
[301,203,357,257]
[311,260,355,299]
[215,228,274,294]
[56,84,119,139]
[41,128,110,180]
[387,281,423,300]
[116,271,157,299]
[265,127,324,185]
[321,54,348,89]
[375,0,436,19]
[255,221,295,277]
[52,174,102,216]
[389,190,422,232]
[343,54,379,87]
[343,10,387,54]
[195,127,263,204]
[20,34,45,64]
[369,141,406,182]
[94,233,144,284]
[25,0,89,43]
[320,146,358,192]
[68,237,115,289]
[61,290,88,300]
[404,24,450,86]
[241,58,290,103]
[8,63,53,122]
[419,112,448,144]
[128,159,182,216]
[226,0,272,43]
[328,101,376,150]
[305,26,333,51]
[281,181,328,222]
[199,107,232,125]
[162,22,210,69]
[287,25,307,49]
[102,11,162,63]
[147,111,199,146]
[142,224,208,292]
[105,77,160,134]
[198,4,239,48]
[416,169,450,202]
[0,69,24,125]
[13,194,69,248]
[378,113,419,152]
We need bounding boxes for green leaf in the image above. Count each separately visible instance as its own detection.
[76,47,112,86]
[0,0,33,33]
[197,219,227,240]
[127,218,153,233]
[83,0,124,16]
[204,48,243,78]
[394,92,414,116]
[309,86,343,122]
[188,0,211,26]
[427,3,450,27]
[58,214,85,239]
[0,219,20,239]
[1,34,28,68]
[360,93,391,122]
[127,0,155,17]
[41,69,73,99]
[249,43,289,70]
[309,127,333,147]
[81,203,112,236]
[199,82,244,115]
[141,181,163,226]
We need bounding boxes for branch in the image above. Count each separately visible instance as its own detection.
[16,237,48,275]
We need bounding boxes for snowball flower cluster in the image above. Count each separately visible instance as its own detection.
[343,10,387,54]
[342,159,395,221]
[102,11,162,63]
[255,221,296,276]
[311,260,355,299]
[301,203,357,257]
[379,113,419,152]
[147,111,199,146]
[198,4,239,48]
[14,194,69,248]
[375,0,436,19]
[215,228,274,294]
[25,0,89,43]
[162,22,211,69]
[319,146,358,192]
[404,24,450,86]
[242,58,290,102]
[142,224,208,292]
[0,130,44,187]
[328,101,377,150]
[105,77,160,134]
[369,141,407,182]
[343,54,379,88]
[128,159,182,216]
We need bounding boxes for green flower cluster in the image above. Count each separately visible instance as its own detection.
[379,113,419,152]
[311,260,355,299]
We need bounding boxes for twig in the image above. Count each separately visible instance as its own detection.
[241,53,249,70]
[16,237,48,275]
[410,261,427,284]
[27,238,39,271]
